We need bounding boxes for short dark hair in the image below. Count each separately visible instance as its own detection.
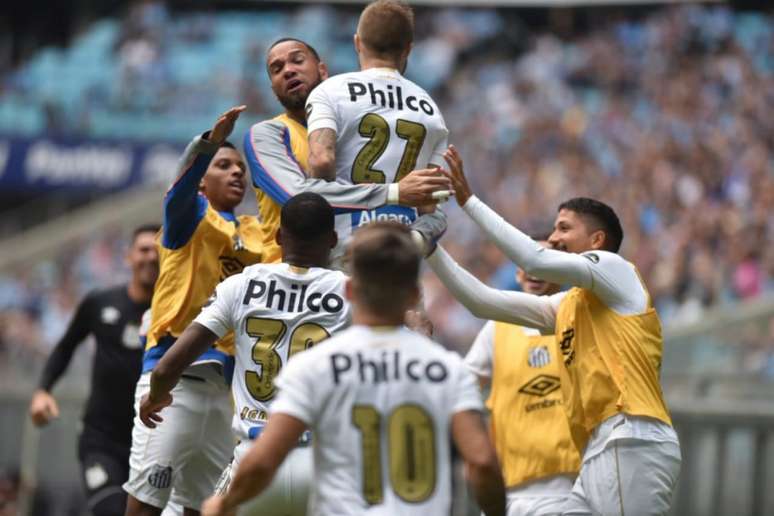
[267,38,320,62]
[219,141,236,150]
[358,0,414,58]
[132,223,161,243]
[557,197,623,252]
[349,222,420,317]
[280,192,334,241]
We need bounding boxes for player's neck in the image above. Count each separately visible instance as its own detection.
[282,250,329,269]
[127,280,153,304]
[285,108,306,127]
[352,307,404,328]
[359,57,401,73]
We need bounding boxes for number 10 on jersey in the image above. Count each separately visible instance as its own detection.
[352,404,436,505]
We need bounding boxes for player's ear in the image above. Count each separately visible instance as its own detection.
[275,228,283,247]
[329,230,338,250]
[353,33,361,54]
[589,229,606,251]
[318,61,329,81]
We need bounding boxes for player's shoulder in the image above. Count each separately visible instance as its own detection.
[248,117,288,140]
[580,250,636,273]
[88,284,127,304]
[312,72,364,94]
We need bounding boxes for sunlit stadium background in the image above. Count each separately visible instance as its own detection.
[0,0,772,514]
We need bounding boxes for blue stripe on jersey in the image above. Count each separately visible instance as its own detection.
[243,129,292,205]
[142,336,235,385]
[349,205,417,229]
[162,194,208,249]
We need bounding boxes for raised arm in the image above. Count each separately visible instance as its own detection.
[442,146,646,314]
[427,245,561,333]
[163,106,246,249]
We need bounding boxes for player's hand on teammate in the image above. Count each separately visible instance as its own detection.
[29,389,60,427]
[139,392,173,429]
[201,494,235,516]
[208,105,247,145]
[442,145,473,206]
[397,168,453,207]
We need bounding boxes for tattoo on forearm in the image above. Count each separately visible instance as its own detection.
[309,128,337,179]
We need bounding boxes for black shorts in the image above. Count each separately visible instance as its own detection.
[78,427,130,516]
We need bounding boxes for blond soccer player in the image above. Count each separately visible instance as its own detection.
[305,0,452,266]
[424,147,681,516]
[466,244,582,516]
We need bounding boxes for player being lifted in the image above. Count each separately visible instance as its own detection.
[465,238,581,516]
[198,222,506,516]
[245,37,450,264]
[124,107,263,516]
[305,0,451,265]
[425,147,680,516]
[139,193,349,516]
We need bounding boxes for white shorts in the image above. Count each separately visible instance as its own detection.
[123,372,234,510]
[217,440,312,516]
[504,474,578,516]
[561,439,681,516]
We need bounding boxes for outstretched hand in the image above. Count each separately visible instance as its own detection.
[209,105,247,145]
[397,168,452,207]
[442,145,473,207]
[139,392,173,429]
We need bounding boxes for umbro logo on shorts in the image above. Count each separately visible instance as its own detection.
[148,464,173,489]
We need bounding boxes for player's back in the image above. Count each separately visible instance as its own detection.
[308,68,449,186]
[200,262,351,441]
[273,324,481,516]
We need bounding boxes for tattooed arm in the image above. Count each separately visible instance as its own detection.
[308,128,338,181]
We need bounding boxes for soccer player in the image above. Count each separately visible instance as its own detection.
[124,106,263,516]
[28,224,160,516]
[198,222,506,516]
[138,192,350,516]
[465,239,581,516]
[245,37,450,264]
[304,0,451,264]
[424,146,681,515]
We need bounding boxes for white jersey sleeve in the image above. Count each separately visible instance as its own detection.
[462,196,648,315]
[465,321,495,379]
[306,85,339,135]
[428,245,563,333]
[193,274,242,338]
[450,352,485,414]
[271,347,320,425]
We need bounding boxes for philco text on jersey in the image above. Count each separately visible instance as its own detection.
[242,279,345,314]
[331,350,449,385]
[348,82,435,115]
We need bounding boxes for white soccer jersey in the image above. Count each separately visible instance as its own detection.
[194,263,351,441]
[271,325,483,516]
[306,68,450,266]
[306,67,449,184]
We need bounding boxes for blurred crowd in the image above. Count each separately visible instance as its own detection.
[1,4,773,384]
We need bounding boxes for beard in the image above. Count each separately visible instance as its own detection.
[277,75,322,112]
